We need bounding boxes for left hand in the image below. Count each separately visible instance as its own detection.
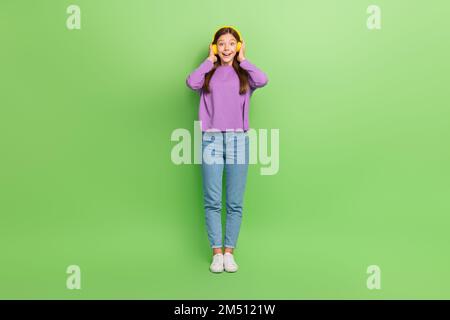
[237,40,246,62]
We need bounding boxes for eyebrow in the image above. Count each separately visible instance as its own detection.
[218,39,236,43]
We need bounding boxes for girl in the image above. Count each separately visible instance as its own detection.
[186,26,268,273]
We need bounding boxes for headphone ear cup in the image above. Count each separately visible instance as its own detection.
[236,42,242,52]
[212,44,218,55]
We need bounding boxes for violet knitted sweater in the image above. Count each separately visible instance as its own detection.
[186,58,268,132]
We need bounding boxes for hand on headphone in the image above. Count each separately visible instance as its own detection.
[208,44,218,63]
[237,40,246,63]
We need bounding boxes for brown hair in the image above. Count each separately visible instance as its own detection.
[202,27,250,95]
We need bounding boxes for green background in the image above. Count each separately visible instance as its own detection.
[1,0,449,299]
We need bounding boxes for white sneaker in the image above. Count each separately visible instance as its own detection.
[223,252,239,272]
[209,253,224,273]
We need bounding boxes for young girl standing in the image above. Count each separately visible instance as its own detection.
[186,26,268,273]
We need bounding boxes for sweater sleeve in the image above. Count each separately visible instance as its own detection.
[239,59,269,89]
[186,58,214,93]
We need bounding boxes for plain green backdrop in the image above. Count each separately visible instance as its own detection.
[1,0,449,299]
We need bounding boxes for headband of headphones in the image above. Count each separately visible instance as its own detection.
[211,25,243,43]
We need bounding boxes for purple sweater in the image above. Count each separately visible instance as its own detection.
[186,58,268,132]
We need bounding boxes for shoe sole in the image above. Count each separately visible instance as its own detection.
[210,265,224,273]
[210,269,224,273]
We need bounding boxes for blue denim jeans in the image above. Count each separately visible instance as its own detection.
[201,130,249,249]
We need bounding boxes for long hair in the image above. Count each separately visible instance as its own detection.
[202,27,250,95]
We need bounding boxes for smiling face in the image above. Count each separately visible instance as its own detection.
[216,33,238,65]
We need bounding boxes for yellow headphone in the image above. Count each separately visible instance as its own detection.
[211,25,243,55]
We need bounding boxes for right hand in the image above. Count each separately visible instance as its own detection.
[207,44,217,63]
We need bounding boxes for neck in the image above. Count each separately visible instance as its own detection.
[220,61,233,67]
